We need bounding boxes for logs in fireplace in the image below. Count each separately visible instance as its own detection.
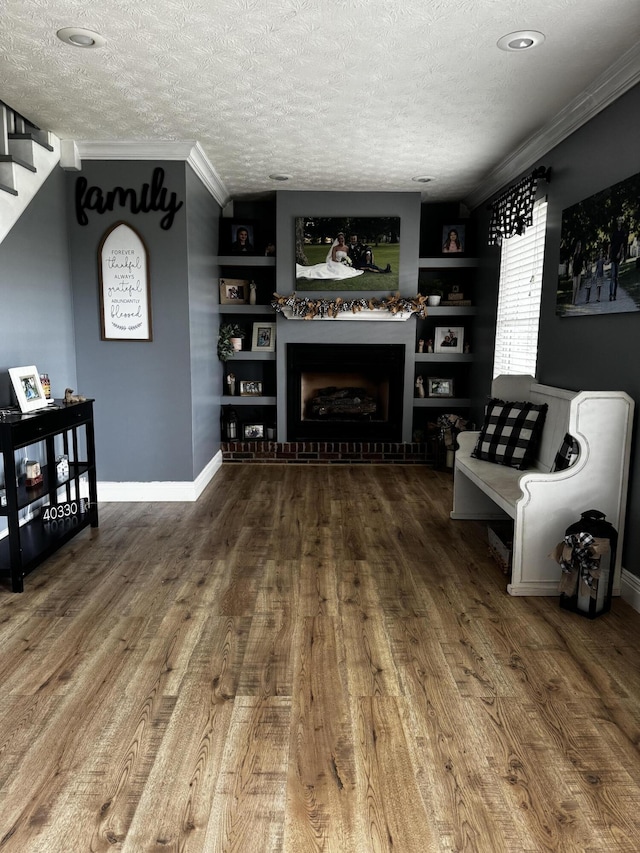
[308,387,378,419]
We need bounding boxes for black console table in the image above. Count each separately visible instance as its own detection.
[0,400,98,592]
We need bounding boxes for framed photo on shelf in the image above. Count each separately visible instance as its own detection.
[441,224,466,255]
[427,377,455,398]
[219,278,249,304]
[221,220,257,256]
[243,423,264,439]
[252,322,276,352]
[8,365,49,413]
[434,326,464,354]
[240,380,263,396]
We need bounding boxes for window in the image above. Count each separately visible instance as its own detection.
[493,198,548,378]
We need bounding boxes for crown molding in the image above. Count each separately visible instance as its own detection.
[465,45,640,211]
[186,141,230,208]
[75,140,230,207]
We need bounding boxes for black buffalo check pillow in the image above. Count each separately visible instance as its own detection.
[471,398,548,469]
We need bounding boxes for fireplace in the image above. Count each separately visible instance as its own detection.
[287,344,404,441]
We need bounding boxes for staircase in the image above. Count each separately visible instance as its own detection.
[0,101,60,245]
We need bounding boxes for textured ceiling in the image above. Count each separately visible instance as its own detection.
[1,0,639,205]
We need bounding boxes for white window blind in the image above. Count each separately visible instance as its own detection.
[493,198,548,378]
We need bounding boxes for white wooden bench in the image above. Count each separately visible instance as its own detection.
[451,375,634,596]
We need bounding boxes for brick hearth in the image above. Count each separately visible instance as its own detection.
[222,441,430,464]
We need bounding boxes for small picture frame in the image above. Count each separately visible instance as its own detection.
[240,380,263,396]
[427,377,455,398]
[434,326,464,354]
[243,423,264,439]
[441,224,466,255]
[221,221,257,256]
[252,322,276,352]
[8,366,49,413]
[219,278,249,304]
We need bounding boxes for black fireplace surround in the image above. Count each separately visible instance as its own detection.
[287,343,405,441]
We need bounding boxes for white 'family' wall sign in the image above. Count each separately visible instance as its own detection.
[98,222,152,341]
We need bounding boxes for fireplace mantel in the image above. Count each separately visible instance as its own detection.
[279,307,412,321]
[272,293,427,322]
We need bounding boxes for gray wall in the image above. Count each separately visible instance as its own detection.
[0,166,77,404]
[0,166,78,536]
[472,82,640,574]
[186,166,222,475]
[1,157,222,492]
[275,190,421,297]
[67,161,220,483]
[274,191,422,440]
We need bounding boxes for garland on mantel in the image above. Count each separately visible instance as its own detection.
[271,292,428,319]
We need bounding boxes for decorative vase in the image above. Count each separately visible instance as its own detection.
[427,295,441,306]
[231,337,243,352]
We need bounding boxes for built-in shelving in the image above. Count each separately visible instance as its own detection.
[413,398,471,408]
[215,205,479,449]
[418,257,478,268]
[219,305,274,315]
[424,306,476,316]
[217,256,275,267]
[217,240,278,439]
[221,396,277,406]
[227,350,275,361]
[414,353,473,363]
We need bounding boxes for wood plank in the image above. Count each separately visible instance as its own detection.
[284,616,357,852]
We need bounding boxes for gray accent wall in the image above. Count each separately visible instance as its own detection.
[275,191,421,440]
[472,82,640,575]
[0,165,78,537]
[0,166,77,405]
[276,190,421,297]
[67,161,221,483]
[186,165,222,475]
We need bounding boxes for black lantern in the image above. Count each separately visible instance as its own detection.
[559,509,618,618]
[223,407,238,441]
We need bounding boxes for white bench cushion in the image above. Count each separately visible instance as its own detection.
[456,452,544,517]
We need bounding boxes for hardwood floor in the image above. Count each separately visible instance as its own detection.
[1,464,639,852]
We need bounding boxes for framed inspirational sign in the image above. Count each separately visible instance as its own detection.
[98,221,152,341]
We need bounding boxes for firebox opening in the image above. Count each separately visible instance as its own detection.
[301,371,389,422]
[287,343,404,441]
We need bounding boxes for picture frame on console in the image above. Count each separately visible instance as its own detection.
[8,366,49,413]
[434,326,464,354]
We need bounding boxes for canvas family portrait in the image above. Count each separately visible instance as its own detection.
[557,170,640,317]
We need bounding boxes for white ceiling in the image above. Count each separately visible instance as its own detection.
[1,0,639,208]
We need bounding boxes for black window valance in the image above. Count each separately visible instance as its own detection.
[488,166,551,246]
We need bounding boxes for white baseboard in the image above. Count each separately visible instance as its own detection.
[507,580,561,596]
[96,451,223,502]
[620,567,640,614]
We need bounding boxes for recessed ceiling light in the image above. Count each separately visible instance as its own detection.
[412,176,434,183]
[497,31,545,52]
[269,174,291,182]
[57,27,106,49]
